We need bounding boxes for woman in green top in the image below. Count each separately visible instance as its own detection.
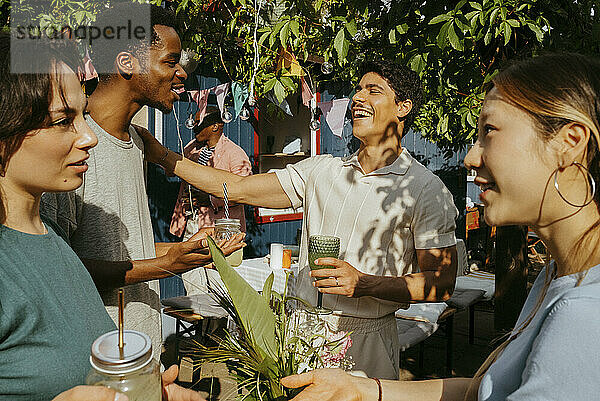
[0,34,201,401]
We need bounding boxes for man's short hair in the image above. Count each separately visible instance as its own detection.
[92,4,178,79]
[358,60,423,130]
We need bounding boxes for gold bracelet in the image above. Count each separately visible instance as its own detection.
[158,148,169,164]
[373,378,382,401]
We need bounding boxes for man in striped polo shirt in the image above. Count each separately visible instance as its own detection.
[143,60,458,379]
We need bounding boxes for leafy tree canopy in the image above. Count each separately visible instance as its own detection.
[2,0,598,149]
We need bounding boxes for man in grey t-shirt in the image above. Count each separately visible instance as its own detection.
[41,5,244,356]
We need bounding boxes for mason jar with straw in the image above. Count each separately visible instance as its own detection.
[86,289,161,400]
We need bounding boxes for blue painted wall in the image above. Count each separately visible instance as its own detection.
[152,82,466,299]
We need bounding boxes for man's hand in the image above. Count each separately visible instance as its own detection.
[165,233,245,273]
[162,365,205,401]
[310,258,366,297]
[188,227,214,241]
[281,369,371,401]
[52,386,128,401]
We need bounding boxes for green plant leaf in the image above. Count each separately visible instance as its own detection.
[503,22,511,45]
[280,22,290,45]
[469,1,482,11]
[345,20,357,37]
[273,80,287,104]
[448,24,463,50]
[436,21,451,48]
[396,23,409,34]
[290,20,300,37]
[333,29,349,64]
[429,13,452,25]
[206,236,278,362]
[262,272,274,303]
[389,28,397,44]
[506,19,520,27]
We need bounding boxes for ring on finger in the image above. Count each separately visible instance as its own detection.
[335,277,339,286]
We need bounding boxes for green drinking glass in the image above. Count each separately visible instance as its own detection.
[308,235,340,314]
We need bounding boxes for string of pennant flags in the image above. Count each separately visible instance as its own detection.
[82,55,351,138]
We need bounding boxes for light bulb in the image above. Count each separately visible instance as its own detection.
[239,107,251,121]
[309,119,320,131]
[247,95,256,107]
[184,113,195,129]
[222,110,233,123]
[321,61,333,75]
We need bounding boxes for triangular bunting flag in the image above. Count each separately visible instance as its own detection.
[267,93,293,116]
[276,48,304,77]
[318,98,351,138]
[231,81,249,118]
[300,76,313,107]
[214,82,231,116]
[189,88,210,125]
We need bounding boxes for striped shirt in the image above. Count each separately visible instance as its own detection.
[275,149,458,318]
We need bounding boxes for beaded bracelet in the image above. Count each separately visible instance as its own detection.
[373,378,382,401]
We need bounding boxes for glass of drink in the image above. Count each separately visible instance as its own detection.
[86,330,161,400]
[215,218,243,267]
[308,235,340,314]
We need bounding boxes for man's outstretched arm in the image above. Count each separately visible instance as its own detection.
[83,233,245,291]
[138,128,291,209]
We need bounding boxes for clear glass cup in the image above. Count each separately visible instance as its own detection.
[215,218,243,267]
[308,235,340,314]
[86,330,161,401]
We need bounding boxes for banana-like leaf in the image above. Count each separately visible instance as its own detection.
[262,272,274,303]
[206,236,279,364]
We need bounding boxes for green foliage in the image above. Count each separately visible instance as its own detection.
[2,0,598,148]
[165,0,599,149]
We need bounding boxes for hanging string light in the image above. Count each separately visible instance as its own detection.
[247,0,262,108]
[239,107,251,120]
[222,109,234,123]
[184,112,195,129]
[321,61,333,74]
[309,118,320,131]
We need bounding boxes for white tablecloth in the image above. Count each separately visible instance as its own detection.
[161,257,297,316]
[236,257,297,296]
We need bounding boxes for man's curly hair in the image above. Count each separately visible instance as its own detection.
[358,61,423,131]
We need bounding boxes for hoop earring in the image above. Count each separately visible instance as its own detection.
[553,162,596,207]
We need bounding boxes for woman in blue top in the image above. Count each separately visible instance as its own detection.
[0,34,201,401]
[282,53,600,400]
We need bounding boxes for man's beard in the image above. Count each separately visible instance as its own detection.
[137,74,173,113]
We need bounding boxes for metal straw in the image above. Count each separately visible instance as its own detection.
[223,182,230,219]
[118,288,124,358]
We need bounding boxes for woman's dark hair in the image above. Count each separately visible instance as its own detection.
[358,60,424,131]
[0,32,82,222]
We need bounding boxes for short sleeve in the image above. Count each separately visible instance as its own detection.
[40,191,81,239]
[410,175,457,249]
[228,146,252,177]
[274,155,332,211]
[506,297,600,401]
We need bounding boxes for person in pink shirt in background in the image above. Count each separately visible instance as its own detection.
[170,106,252,293]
